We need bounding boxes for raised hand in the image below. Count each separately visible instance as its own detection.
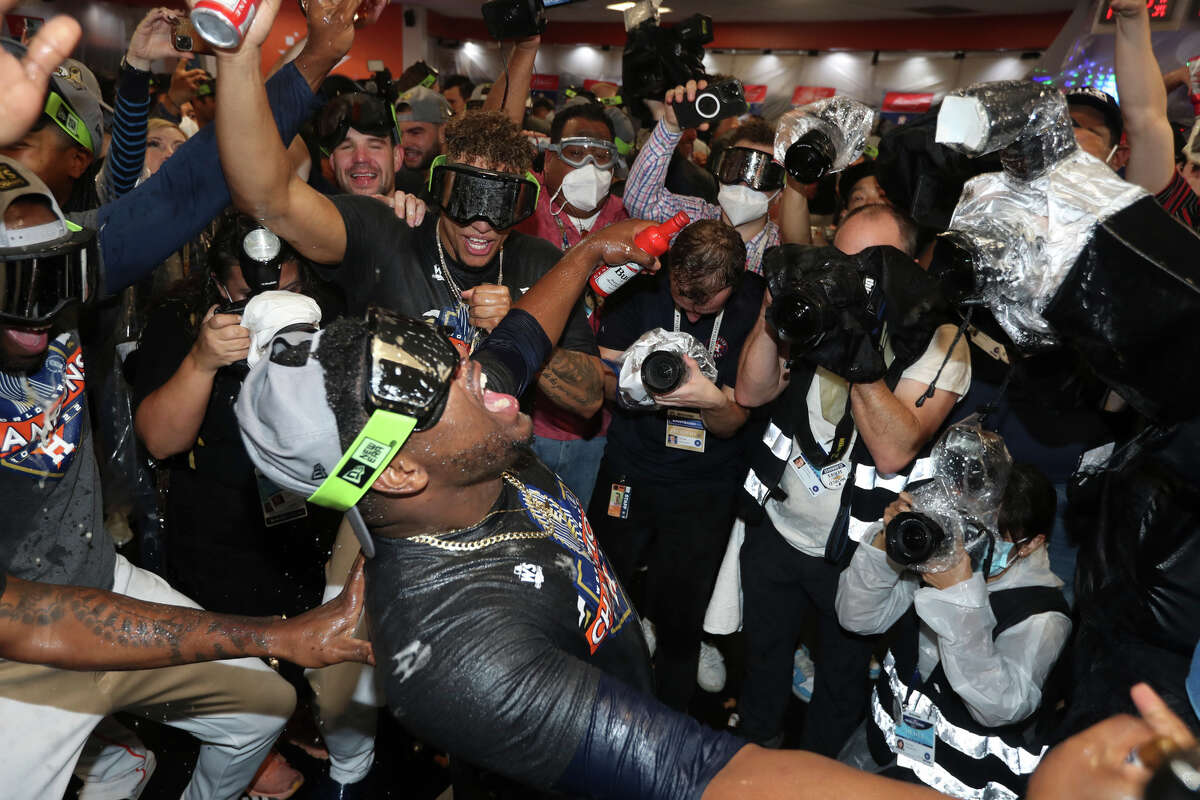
[0,0,81,147]
[127,8,190,71]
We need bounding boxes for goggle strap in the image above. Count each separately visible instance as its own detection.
[307,409,417,512]
[44,91,93,153]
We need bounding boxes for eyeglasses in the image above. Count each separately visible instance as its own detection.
[0,223,99,325]
[316,93,399,155]
[428,155,541,230]
[43,91,93,153]
[546,137,619,169]
[712,146,785,192]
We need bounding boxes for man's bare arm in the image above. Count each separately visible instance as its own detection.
[0,557,373,670]
[735,292,790,407]
[1112,0,1176,193]
[483,35,540,128]
[211,0,353,264]
[537,349,605,418]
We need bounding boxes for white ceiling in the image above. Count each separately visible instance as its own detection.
[412,0,1078,24]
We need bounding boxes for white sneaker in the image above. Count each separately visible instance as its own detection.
[641,617,657,657]
[792,644,815,702]
[697,641,727,693]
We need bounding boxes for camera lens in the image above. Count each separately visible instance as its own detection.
[929,232,979,306]
[641,350,687,395]
[768,292,834,350]
[695,92,721,119]
[885,512,946,566]
[784,130,836,183]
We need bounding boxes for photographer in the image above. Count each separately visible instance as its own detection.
[624,79,785,273]
[590,219,760,712]
[733,202,971,754]
[835,463,1071,799]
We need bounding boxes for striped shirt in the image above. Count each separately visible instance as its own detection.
[1154,168,1200,234]
[97,64,152,203]
[623,119,779,274]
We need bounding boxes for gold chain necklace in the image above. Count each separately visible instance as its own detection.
[406,474,552,553]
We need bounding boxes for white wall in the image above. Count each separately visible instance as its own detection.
[430,41,1034,113]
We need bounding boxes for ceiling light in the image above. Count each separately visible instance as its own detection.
[606,2,635,9]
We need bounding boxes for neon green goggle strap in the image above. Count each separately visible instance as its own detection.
[598,95,623,106]
[614,137,633,157]
[44,91,93,153]
[308,409,417,512]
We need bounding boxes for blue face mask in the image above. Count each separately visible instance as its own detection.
[986,539,1017,578]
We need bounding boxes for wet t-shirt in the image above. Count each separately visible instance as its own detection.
[366,459,744,798]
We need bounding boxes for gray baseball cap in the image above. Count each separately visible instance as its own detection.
[237,327,378,557]
[0,39,107,154]
[396,85,452,124]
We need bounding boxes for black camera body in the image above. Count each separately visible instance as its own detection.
[763,245,875,352]
[481,0,547,40]
[674,79,748,130]
[622,16,712,116]
[641,350,687,395]
[885,512,947,566]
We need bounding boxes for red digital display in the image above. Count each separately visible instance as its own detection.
[1100,0,1173,22]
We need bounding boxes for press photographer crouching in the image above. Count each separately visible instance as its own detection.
[733,204,970,754]
[132,211,343,621]
[835,420,1071,800]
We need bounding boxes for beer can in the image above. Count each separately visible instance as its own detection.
[190,0,259,49]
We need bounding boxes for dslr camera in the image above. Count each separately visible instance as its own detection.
[622,8,713,115]
[674,79,748,130]
[774,96,875,184]
[481,0,585,40]
[762,245,880,353]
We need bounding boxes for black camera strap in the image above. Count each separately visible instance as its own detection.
[790,361,856,468]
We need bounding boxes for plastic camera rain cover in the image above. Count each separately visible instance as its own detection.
[617,327,718,409]
[774,96,875,181]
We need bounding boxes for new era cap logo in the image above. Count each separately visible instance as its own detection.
[312,464,328,481]
[334,436,394,489]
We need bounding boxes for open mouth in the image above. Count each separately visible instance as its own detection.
[1,324,51,356]
[470,362,519,419]
[460,234,496,258]
[348,165,379,189]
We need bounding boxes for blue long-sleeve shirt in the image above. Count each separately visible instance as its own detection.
[69,61,321,295]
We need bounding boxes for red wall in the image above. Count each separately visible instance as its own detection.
[427,10,1071,52]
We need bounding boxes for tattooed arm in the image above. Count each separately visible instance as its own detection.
[0,557,373,671]
[537,348,606,418]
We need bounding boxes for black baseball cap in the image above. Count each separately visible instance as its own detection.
[1066,86,1123,143]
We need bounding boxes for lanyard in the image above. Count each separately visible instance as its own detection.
[674,307,724,357]
[788,361,856,468]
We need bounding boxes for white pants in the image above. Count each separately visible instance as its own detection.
[0,555,296,800]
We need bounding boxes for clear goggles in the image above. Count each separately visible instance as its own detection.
[428,155,541,230]
[712,146,786,193]
[546,137,619,169]
[0,224,99,325]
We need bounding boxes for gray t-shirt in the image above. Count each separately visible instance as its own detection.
[1,329,116,589]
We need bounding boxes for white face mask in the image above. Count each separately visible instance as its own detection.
[718,183,772,227]
[558,163,613,214]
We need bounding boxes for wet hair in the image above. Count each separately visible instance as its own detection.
[445,110,534,174]
[550,102,614,143]
[730,118,775,149]
[668,219,746,303]
[442,75,475,99]
[999,463,1057,545]
[531,97,555,114]
[838,202,919,257]
[316,316,371,451]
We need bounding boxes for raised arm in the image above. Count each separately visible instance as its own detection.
[778,176,812,244]
[623,81,712,222]
[734,291,790,407]
[0,558,372,671]
[483,35,540,128]
[1112,0,1176,193]
[0,0,80,147]
[213,0,356,264]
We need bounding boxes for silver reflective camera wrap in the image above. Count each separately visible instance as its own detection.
[947,148,1148,349]
[616,327,718,409]
[774,96,875,175]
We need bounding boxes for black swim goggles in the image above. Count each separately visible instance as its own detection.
[316,92,399,155]
[428,155,541,230]
[711,146,786,192]
[0,220,99,325]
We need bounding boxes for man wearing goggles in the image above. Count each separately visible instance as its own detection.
[236,211,950,800]
[316,91,403,197]
[217,28,610,794]
[625,78,787,274]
